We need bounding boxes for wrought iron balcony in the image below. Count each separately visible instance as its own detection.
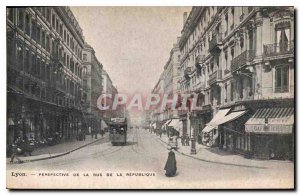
[195,55,205,69]
[263,41,294,58]
[208,69,222,85]
[231,50,255,72]
[184,67,192,80]
[209,33,222,53]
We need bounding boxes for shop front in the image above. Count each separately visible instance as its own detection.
[202,108,247,147]
[245,106,294,160]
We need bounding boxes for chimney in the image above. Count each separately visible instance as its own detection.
[183,12,188,26]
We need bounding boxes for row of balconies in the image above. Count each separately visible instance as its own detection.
[208,69,222,85]
[185,40,294,87]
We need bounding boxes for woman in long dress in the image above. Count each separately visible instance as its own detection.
[164,147,177,177]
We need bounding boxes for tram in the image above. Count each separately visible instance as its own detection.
[108,117,127,146]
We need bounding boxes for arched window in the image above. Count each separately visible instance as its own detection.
[275,65,289,93]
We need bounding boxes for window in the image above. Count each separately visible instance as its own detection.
[239,78,244,99]
[230,81,235,101]
[83,54,87,61]
[32,19,37,41]
[225,14,228,34]
[63,30,66,42]
[37,25,41,44]
[24,49,30,72]
[25,13,30,35]
[46,35,50,52]
[275,65,289,92]
[275,22,291,53]
[52,14,55,28]
[17,44,23,69]
[231,47,234,61]
[231,8,235,30]
[46,7,51,22]
[18,8,24,29]
[240,36,244,52]
[7,8,14,22]
[41,30,45,48]
[60,24,63,37]
[56,20,59,32]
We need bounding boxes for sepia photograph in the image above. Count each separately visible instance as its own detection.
[5,5,295,189]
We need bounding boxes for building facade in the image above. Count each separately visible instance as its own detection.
[101,69,120,120]
[178,6,294,160]
[7,7,89,146]
[82,43,104,135]
[149,40,183,136]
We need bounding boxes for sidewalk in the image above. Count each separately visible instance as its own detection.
[154,133,293,169]
[7,134,108,164]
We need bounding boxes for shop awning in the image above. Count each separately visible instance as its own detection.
[245,107,294,134]
[202,125,215,133]
[202,109,247,133]
[152,123,157,129]
[162,119,172,129]
[174,121,183,132]
[201,108,230,133]
[209,108,231,126]
[218,110,247,125]
[168,119,180,127]
[101,120,108,128]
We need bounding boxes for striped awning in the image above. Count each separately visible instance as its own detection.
[245,107,294,134]
[162,119,172,130]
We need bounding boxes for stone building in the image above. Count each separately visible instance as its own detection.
[82,43,104,135]
[7,7,88,145]
[101,69,119,120]
[178,6,294,160]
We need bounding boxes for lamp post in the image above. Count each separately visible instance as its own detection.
[188,95,196,155]
[190,112,196,155]
[21,105,25,139]
[40,109,43,138]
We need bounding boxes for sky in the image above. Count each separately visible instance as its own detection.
[71,6,191,95]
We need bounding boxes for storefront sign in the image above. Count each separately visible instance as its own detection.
[245,124,293,134]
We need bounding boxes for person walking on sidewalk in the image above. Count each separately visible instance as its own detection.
[91,129,94,139]
[10,137,23,163]
[164,146,177,177]
[181,134,186,146]
[185,135,190,146]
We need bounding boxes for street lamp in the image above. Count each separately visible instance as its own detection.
[21,105,25,139]
[188,96,196,155]
[190,112,196,155]
[40,109,44,138]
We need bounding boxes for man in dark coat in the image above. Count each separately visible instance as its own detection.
[164,147,177,177]
[186,135,190,146]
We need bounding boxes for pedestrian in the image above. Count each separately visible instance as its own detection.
[164,146,177,177]
[181,134,185,146]
[10,137,23,163]
[91,129,94,139]
[186,135,190,146]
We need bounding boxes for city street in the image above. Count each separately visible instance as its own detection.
[7,128,294,189]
